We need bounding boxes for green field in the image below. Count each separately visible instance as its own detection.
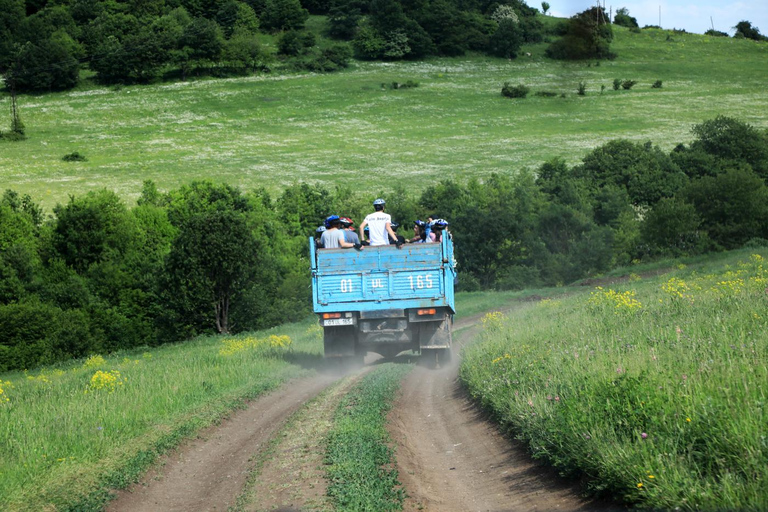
[2,25,767,209]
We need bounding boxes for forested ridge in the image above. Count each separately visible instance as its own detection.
[0,0,615,92]
[2,115,767,371]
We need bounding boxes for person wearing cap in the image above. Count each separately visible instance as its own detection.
[320,215,357,249]
[340,217,361,245]
[315,225,326,248]
[408,220,427,243]
[428,219,449,243]
[359,199,401,247]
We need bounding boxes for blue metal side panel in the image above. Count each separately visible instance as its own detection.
[310,237,456,315]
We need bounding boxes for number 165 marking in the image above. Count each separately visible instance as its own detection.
[408,274,433,289]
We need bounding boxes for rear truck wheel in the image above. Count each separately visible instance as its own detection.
[422,347,452,369]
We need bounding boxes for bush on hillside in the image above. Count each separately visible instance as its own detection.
[62,151,87,162]
[689,116,768,179]
[613,7,638,28]
[621,79,637,89]
[502,82,529,98]
[683,167,768,249]
[487,18,523,59]
[545,6,615,60]
[640,197,709,256]
[290,43,352,72]
[733,20,766,41]
[575,139,688,207]
[277,29,315,56]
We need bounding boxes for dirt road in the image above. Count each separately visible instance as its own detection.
[108,319,614,512]
[389,323,609,511]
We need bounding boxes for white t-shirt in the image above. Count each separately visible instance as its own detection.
[364,212,391,246]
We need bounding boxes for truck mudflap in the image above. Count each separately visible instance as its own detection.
[323,325,357,358]
[417,316,452,349]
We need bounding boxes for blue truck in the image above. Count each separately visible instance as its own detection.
[310,236,456,364]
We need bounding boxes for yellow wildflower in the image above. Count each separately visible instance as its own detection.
[86,370,126,393]
[83,355,106,369]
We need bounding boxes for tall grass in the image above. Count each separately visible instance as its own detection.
[0,320,323,511]
[460,249,768,510]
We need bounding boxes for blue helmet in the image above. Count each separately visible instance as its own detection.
[391,222,399,231]
[325,215,340,228]
[432,219,449,229]
[373,198,386,206]
[414,220,425,228]
[316,225,326,233]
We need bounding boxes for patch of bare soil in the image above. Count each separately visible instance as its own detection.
[106,372,340,512]
[388,326,622,512]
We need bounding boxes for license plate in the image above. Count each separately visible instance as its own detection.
[324,318,354,326]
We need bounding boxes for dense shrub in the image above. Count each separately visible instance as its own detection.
[613,7,638,28]
[621,79,637,89]
[575,139,687,206]
[260,0,308,31]
[5,37,80,92]
[545,7,615,60]
[487,18,523,59]
[501,82,529,98]
[682,167,768,249]
[640,197,709,256]
[277,29,315,56]
[383,80,418,89]
[62,151,87,161]
[651,80,662,88]
[689,116,768,179]
[733,20,766,41]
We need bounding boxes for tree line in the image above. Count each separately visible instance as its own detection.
[2,115,767,371]
[1,0,627,93]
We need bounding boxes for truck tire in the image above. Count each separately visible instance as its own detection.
[423,347,452,368]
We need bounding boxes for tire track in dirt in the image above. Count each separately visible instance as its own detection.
[389,316,622,512]
[235,373,367,512]
[107,371,343,512]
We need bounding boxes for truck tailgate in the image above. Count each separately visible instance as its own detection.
[311,242,454,313]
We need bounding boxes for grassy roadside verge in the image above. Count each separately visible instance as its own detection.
[459,248,768,510]
[0,319,323,511]
[325,363,413,512]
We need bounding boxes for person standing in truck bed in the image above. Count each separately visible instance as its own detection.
[340,217,360,245]
[321,215,356,249]
[359,198,401,247]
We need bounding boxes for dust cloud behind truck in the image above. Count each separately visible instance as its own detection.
[310,236,456,365]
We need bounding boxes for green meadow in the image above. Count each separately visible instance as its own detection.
[2,24,767,209]
[460,248,768,510]
[0,322,321,511]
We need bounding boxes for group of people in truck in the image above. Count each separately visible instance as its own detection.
[315,198,449,250]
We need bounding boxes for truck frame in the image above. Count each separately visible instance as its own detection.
[310,236,456,364]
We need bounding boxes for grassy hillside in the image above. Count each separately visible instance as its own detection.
[1,25,767,209]
[460,248,768,510]
[0,322,319,511]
